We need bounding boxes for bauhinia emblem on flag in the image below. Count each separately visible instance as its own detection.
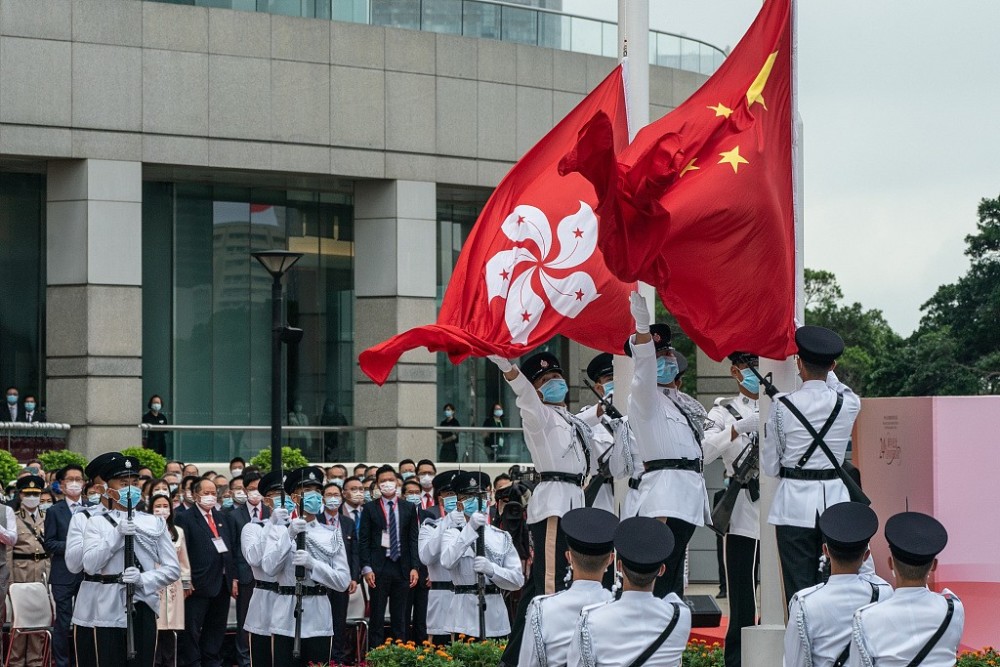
[560,0,796,361]
[359,66,633,385]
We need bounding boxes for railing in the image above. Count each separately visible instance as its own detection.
[0,422,72,460]
[147,0,726,76]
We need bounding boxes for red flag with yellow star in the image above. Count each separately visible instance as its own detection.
[560,0,796,361]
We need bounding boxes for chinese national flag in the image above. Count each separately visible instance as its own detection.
[560,0,796,361]
[360,66,633,385]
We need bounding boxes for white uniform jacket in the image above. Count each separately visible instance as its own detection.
[508,370,588,524]
[605,414,642,518]
[65,504,104,577]
[76,509,181,628]
[627,336,710,525]
[260,518,351,639]
[783,573,893,667]
[568,590,692,667]
[576,404,617,515]
[519,579,613,667]
[704,394,760,540]
[762,372,861,528]
[418,510,456,636]
[849,587,965,667]
[439,517,524,637]
[240,519,279,636]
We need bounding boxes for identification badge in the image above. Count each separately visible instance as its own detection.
[381,530,390,548]
[212,537,228,553]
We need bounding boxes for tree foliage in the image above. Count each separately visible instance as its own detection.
[122,447,167,477]
[38,450,88,474]
[249,446,309,473]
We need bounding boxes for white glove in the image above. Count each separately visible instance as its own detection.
[734,414,760,435]
[292,549,314,571]
[473,556,495,577]
[269,507,289,525]
[630,291,650,334]
[289,518,308,537]
[487,355,513,373]
[448,510,466,527]
[121,567,141,584]
[467,511,487,531]
[118,519,136,537]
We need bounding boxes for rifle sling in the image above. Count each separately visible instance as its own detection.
[832,583,880,667]
[778,394,843,471]
[906,597,954,667]
[625,602,681,667]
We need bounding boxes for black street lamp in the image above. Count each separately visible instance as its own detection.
[252,250,304,478]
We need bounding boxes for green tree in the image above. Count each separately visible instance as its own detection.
[249,446,309,473]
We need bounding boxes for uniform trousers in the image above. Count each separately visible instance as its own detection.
[75,626,98,667]
[51,581,80,667]
[249,633,272,667]
[328,590,352,664]
[181,586,231,667]
[94,601,157,667]
[653,518,697,599]
[405,569,429,642]
[367,559,409,647]
[234,581,255,667]
[500,516,567,666]
[723,534,759,667]
[775,524,823,607]
[713,489,728,594]
[272,635,331,667]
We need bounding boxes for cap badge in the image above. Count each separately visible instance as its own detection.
[653,333,662,343]
[470,479,478,488]
[540,360,549,368]
[308,472,316,481]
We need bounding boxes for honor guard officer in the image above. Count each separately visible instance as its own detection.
[240,470,285,667]
[439,471,524,639]
[417,470,461,645]
[850,512,964,667]
[761,325,861,605]
[704,351,762,667]
[784,502,892,667]
[261,466,351,666]
[626,292,711,598]
[489,351,592,663]
[79,455,180,667]
[568,517,692,667]
[10,475,50,667]
[577,353,625,515]
[519,507,618,667]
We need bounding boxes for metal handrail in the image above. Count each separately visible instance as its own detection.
[0,422,71,431]
[435,426,524,433]
[137,424,365,433]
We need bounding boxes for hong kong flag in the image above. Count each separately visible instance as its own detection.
[560,0,796,361]
[360,66,633,385]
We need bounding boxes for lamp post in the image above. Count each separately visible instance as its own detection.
[252,250,304,478]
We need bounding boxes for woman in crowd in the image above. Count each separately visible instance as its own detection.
[142,394,170,456]
[148,493,191,667]
[438,402,460,462]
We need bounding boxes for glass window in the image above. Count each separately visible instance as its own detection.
[500,6,537,46]
[421,0,462,34]
[462,0,500,40]
[371,0,419,30]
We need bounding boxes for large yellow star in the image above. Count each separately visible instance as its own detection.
[708,103,733,118]
[679,158,700,178]
[718,146,749,174]
[746,50,778,110]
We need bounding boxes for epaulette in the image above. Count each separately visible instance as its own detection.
[794,582,826,603]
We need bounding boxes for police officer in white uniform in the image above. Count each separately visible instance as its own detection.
[784,502,893,667]
[240,470,286,667]
[626,291,711,597]
[576,353,621,515]
[850,512,964,667]
[261,466,352,666]
[704,351,762,667]
[417,470,460,644]
[568,516,692,667]
[489,351,591,663]
[79,455,181,667]
[761,325,861,605]
[519,507,617,667]
[439,471,524,638]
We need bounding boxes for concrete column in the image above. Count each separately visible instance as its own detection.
[45,159,143,458]
[353,180,438,463]
[696,349,735,411]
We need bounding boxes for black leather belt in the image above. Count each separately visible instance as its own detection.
[430,581,454,591]
[539,472,584,485]
[628,478,641,490]
[779,467,838,481]
[602,476,614,485]
[13,553,49,561]
[254,580,279,593]
[454,584,501,595]
[278,585,329,596]
[644,458,703,474]
[84,574,121,584]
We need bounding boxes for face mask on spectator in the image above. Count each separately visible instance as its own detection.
[230,468,243,477]
[151,402,162,411]
[39,501,53,512]
[247,490,262,505]
[233,490,247,505]
[198,494,217,510]
[6,395,17,405]
[325,496,342,511]
[64,481,83,496]
[22,496,40,509]
[401,471,415,480]
[364,490,373,503]
[222,497,234,509]
[419,474,434,489]
[24,402,35,411]
[378,481,397,498]
[153,507,170,518]
[406,494,421,505]
[330,478,344,488]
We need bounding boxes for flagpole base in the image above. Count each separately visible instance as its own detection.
[742,624,785,667]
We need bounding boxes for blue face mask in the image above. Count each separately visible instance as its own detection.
[115,485,142,508]
[6,395,16,405]
[273,496,296,513]
[330,478,344,488]
[656,356,679,384]
[493,409,503,418]
[222,497,234,509]
[539,378,568,404]
[602,381,615,396]
[462,497,483,515]
[442,496,459,513]
[24,402,35,412]
[406,494,422,506]
[302,491,323,516]
[739,368,760,394]
[401,471,415,480]
[363,491,373,504]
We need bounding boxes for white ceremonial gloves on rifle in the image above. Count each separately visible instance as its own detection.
[630,291,650,334]
[118,519,136,537]
[734,414,760,435]
[270,507,289,525]
[487,355,513,373]
[473,556,495,577]
[467,512,488,531]
[292,549,314,571]
[121,567,141,584]
[449,510,467,527]
[289,518,308,537]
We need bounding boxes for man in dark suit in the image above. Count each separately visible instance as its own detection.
[18,395,46,423]
[175,477,235,667]
[2,386,19,422]
[43,464,86,667]
[359,464,419,647]
[223,471,267,667]
[318,481,359,665]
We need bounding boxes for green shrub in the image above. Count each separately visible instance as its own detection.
[957,647,1000,666]
[38,450,88,474]
[121,447,167,477]
[683,640,725,667]
[363,637,506,667]
[248,446,309,473]
[0,450,22,487]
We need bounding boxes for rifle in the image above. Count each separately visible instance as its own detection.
[124,467,136,661]
[709,437,759,537]
[475,476,487,640]
[581,379,618,507]
[292,492,305,658]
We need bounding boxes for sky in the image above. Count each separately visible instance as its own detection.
[562,1,1000,335]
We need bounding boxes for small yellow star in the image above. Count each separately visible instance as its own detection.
[746,51,778,110]
[679,159,700,178]
[707,103,733,119]
[718,146,749,174]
